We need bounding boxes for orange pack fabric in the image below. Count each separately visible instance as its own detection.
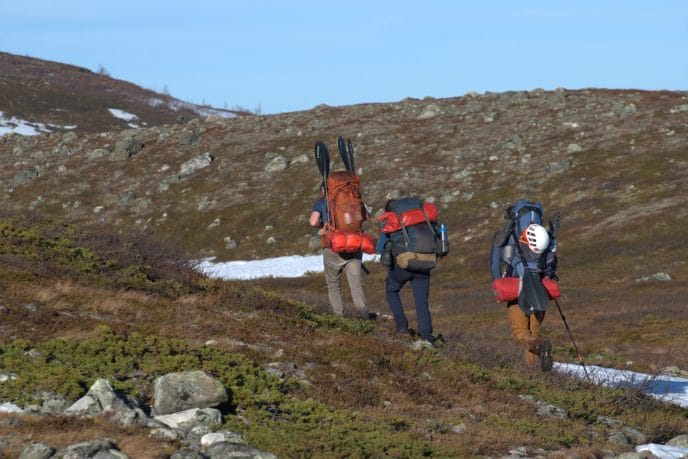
[327,230,376,254]
[327,171,364,233]
[491,277,561,302]
[377,202,438,233]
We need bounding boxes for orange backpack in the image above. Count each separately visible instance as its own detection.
[324,171,375,254]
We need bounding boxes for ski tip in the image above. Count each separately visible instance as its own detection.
[337,136,346,153]
[315,140,329,154]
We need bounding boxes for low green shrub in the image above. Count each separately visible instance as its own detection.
[0,326,440,457]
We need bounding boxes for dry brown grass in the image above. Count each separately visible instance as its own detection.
[0,414,174,458]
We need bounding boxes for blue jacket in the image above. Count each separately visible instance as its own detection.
[311,198,328,228]
[376,232,391,253]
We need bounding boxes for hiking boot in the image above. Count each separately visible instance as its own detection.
[540,340,553,372]
[429,334,445,347]
[410,339,434,351]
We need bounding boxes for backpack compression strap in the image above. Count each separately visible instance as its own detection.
[395,211,411,247]
[395,205,435,247]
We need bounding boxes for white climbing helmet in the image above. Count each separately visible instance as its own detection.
[520,224,550,254]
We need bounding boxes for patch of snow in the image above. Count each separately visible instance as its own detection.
[0,111,51,136]
[148,97,165,108]
[0,402,24,413]
[556,362,688,408]
[197,254,378,281]
[49,123,77,130]
[636,444,688,459]
[194,106,238,119]
[167,100,237,119]
[108,108,139,122]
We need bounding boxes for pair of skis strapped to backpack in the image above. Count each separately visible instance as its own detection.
[314,137,375,255]
[314,136,355,177]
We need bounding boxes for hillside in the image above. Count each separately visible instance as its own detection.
[0,51,241,134]
[1,83,687,366]
[1,53,688,457]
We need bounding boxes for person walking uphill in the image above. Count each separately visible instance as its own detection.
[490,199,561,371]
[376,198,449,345]
[310,138,376,319]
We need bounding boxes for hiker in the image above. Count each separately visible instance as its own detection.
[376,198,448,344]
[490,199,560,371]
[309,182,372,319]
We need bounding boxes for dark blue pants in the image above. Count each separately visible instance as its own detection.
[385,266,433,341]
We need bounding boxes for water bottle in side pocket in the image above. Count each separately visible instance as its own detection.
[437,224,449,257]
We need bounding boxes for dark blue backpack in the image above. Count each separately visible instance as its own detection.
[388,197,438,272]
[511,199,544,235]
[490,199,555,280]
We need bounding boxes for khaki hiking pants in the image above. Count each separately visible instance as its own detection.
[323,248,367,317]
[507,302,545,367]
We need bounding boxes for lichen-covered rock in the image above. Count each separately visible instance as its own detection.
[153,371,228,415]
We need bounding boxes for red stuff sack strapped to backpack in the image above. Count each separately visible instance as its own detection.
[377,202,438,233]
[327,231,376,254]
[491,277,561,302]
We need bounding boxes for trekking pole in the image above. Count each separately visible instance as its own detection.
[553,298,591,381]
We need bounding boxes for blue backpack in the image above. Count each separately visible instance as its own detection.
[511,199,544,236]
[490,199,557,280]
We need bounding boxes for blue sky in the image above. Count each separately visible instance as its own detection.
[1,1,686,114]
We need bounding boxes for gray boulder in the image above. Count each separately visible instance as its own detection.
[201,430,246,450]
[608,426,648,447]
[170,448,206,459]
[290,154,309,165]
[180,131,200,146]
[153,407,222,433]
[31,391,71,415]
[64,393,101,417]
[13,167,39,186]
[60,438,126,459]
[179,153,214,177]
[667,434,688,448]
[418,104,442,120]
[64,379,148,427]
[616,452,658,459]
[154,371,228,415]
[535,400,568,419]
[544,159,574,174]
[86,148,111,160]
[264,155,288,173]
[111,131,144,160]
[566,143,584,153]
[207,442,278,459]
[18,442,55,459]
